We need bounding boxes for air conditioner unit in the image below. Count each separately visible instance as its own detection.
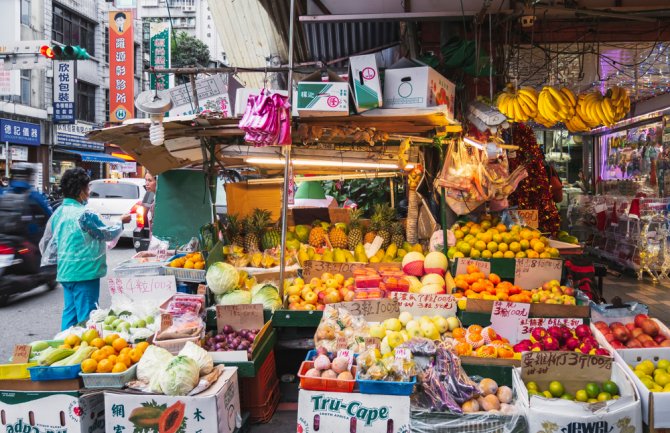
[183,5,195,12]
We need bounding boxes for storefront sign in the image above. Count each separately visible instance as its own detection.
[53,61,75,124]
[0,119,40,146]
[169,74,241,117]
[109,10,135,122]
[0,145,28,161]
[56,122,104,151]
[149,22,170,91]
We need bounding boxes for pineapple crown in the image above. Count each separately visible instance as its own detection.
[225,214,242,235]
[349,208,364,227]
[245,209,272,235]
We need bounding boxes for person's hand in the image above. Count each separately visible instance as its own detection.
[121,214,132,224]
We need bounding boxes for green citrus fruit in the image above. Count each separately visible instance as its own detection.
[585,382,600,399]
[602,380,619,396]
[549,381,565,398]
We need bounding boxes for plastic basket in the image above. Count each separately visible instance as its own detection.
[162,254,206,283]
[240,350,278,408]
[298,361,356,393]
[80,364,137,389]
[304,350,358,363]
[112,258,164,277]
[28,364,81,381]
[0,362,37,380]
[356,373,416,396]
[248,381,280,424]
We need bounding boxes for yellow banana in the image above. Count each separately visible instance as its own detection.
[560,87,577,107]
[601,98,615,124]
[516,95,534,118]
[519,87,539,105]
[546,86,568,108]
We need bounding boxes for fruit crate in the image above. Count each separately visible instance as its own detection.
[356,374,416,396]
[80,364,137,389]
[239,350,278,408]
[0,362,37,380]
[28,364,81,381]
[162,253,206,283]
[298,361,356,393]
[247,381,280,424]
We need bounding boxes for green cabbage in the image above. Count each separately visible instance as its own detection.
[158,355,200,396]
[206,262,239,295]
[137,345,174,383]
[215,289,251,305]
[251,283,282,311]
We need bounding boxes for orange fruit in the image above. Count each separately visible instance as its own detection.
[112,362,128,373]
[64,334,81,347]
[104,333,120,345]
[101,345,115,357]
[81,359,97,374]
[91,349,106,363]
[117,354,132,367]
[135,341,150,353]
[452,328,466,339]
[119,347,132,356]
[129,348,142,363]
[455,342,473,356]
[90,338,105,349]
[112,338,128,352]
[107,355,118,365]
[468,324,483,335]
[96,359,113,373]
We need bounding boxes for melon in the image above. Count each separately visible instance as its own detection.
[424,252,448,275]
[419,283,445,295]
[402,252,425,276]
[421,273,446,288]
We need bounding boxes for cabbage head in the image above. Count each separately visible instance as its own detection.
[137,345,173,383]
[215,289,251,305]
[251,283,282,311]
[179,341,213,375]
[206,262,239,295]
[158,355,200,396]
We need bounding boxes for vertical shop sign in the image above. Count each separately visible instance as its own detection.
[109,10,135,123]
[150,22,171,90]
[53,61,75,124]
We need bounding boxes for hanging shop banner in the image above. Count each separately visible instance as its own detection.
[53,61,75,124]
[0,145,28,161]
[0,119,40,146]
[149,22,170,91]
[56,122,104,151]
[109,10,135,123]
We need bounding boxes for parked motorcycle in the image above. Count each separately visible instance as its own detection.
[0,234,57,306]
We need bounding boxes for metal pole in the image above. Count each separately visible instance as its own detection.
[4,142,9,178]
[279,0,296,294]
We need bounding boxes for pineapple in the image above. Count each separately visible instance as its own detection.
[308,221,326,247]
[376,204,395,249]
[347,208,364,250]
[243,209,271,252]
[226,214,244,247]
[391,222,405,248]
[329,224,348,249]
[365,210,382,244]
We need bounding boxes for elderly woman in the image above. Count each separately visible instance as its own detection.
[42,168,131,329]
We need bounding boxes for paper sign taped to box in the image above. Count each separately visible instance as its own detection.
[389,292,457,317]
[514,258,562,290]
[337,298,400,322]
[107,275,177,306]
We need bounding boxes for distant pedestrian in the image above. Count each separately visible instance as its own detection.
[41,167,131,330]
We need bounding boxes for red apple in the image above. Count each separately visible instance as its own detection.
[605,333,616,343]
[634,314,650,329]
[625,323,636,332]
[610,321,625,329]
[631,328,644,339]
[654,335,667,344]
[641,319,660,337]
[626,339,643,348]
[643,341,659,348]
[612,326,630,343]
[637,334,653,344]
[575,324,592,339]
[610,340,625,349]
[594,321,608,330]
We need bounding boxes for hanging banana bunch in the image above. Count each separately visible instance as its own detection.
[496,85,539,123]
[576,87,631,128]
[537,85,575,126]
[608,86,631,122]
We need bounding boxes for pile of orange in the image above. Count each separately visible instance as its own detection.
[169,252,205,270]
[451,324,518,360]
[453,264,532,303]
[81,334,149,374]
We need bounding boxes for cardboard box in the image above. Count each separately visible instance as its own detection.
[614,348,670,428]
[590,319,670,354]
[514,352,641,433]
[383,58,456,118]
[349,54,383,113]
[104,367,240,433]
[210,304,272,363]
[224,182,282,221]
[234,88,289,118]
[297,71,349,117]
[0,390,104,433]
[297,389,410,433]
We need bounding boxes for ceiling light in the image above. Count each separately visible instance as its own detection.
[245,157,399,170]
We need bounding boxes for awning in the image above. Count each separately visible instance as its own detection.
[57,149,126,164]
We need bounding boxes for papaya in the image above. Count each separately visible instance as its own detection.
[158,401,185,433]
[129,406,165,429]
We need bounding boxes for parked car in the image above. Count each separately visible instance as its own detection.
[86,178,146,239]
[132,190,154,252]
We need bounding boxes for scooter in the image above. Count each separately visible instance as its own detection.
[0,234,57,306]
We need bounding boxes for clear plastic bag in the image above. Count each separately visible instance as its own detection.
[314,305,369,353]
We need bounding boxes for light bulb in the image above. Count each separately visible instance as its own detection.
[149,114,165,146]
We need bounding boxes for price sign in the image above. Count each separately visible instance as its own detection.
[197,284,207,295]
[216,304,265,333]
[336,336,348,350]
[513,258,563,290]
[302,260,401,280]
[160,313,173,331]
[12,344,31,364]
[517,317,584,341]
[394,348,411,360]
[508,209,539,229]
[107,275,177,306]
[521,352,612,384]
[337,298,400,321]
[364,337,381,350]
[337,349,355,370]
[455,258,491,276]
[490,301,530,344]
[389,292,457,317]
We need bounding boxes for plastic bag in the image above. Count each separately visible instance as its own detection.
[155,313,204,341]
[314,305,369,353]
[437,141,489,215]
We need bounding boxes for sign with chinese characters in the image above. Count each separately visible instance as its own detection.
[110,161,136,173]
[107,275,176,306]
[150,22,170,91]
[169,74,242,117]
[514,258,563,291]
[518,317,584,341]
[337,298,400,322]
[389,292,457,317]
[53,61,75,124]
[56,122,104,150]
[0,119,40,146]
[490,300,530,344]
[109,10,134,123]
[0,145,28,161]
[507,209,539,229]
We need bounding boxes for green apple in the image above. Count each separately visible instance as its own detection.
[145,315,155,325]
[382,318,402,332]
[133,319,147,328]
[398,311,413,327]
[104,315,117,326]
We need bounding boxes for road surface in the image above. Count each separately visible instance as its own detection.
[0,239,135,361]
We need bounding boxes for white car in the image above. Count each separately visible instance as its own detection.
[86,178,146,238]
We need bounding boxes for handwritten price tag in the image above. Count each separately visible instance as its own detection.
[160,313,173,331]
[197,284,207,295]
[216,304,264,332]
[12,345,31,364]
[336,336,348,350]
[513,258,562,290]
[107,275,177,306]
[517,317,584,341]
[364,337,381,350]
[490,301,530,344]
[508,209,538,229]
[337,299,400,321]
[337,349,355,370]
[521,352,612,384]
[394,348,411,360]
[455,258,491,276]
[389,292,457,318]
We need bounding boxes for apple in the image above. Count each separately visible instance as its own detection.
[631,328,644,339]
[634,314,650,329]
[575,324,592,339]
[625,323,636,332]
[605,333,616,343]
[563,286,575,296]
[398,311,413,327]
[303,291,318,304]
[446,316,461,331]
[654,335,667,344]
[324,291,341,304]
[610,340,625,349]
[626,339,642,348]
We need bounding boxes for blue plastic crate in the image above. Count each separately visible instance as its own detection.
[356,373,416,396]
[28,364,81,381]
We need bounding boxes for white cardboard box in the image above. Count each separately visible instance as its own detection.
[383,58,455,119]
[296,71,349,117]
[349,54,383,113]
[104,367,240,433]
[614,348,670,428]
[0,390,104,433]
[590,319,670,355]
[297,389,410,433]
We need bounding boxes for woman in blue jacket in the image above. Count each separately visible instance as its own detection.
[42,168,130,329]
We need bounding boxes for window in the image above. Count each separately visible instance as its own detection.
[52,6,96,56]
[21,0,30,26]
[77,81,96,122]
[20,70,30,105]
[104,27,109,63]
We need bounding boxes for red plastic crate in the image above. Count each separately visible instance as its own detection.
[239,350,278,408]
[248,382,279,424]
[298,361,356,393]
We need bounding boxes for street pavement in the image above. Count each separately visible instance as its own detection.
[0,239,135,361]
